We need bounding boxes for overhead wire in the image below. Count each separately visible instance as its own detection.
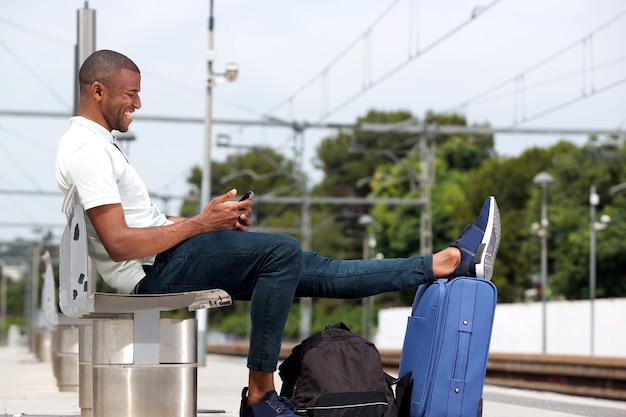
[451,7,626,125]
[263,0,504,122]
[465,55,626,109]
[263,0,403,118]
[0,17,73,46]
[218,0,504,181]
[0,127,44,191]
[522,76,626,125]
[0,38,71,110]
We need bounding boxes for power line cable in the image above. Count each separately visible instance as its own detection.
[218,0,502,170]
[264,0,403,117]
[143,69,265,117]
[0,38,71,110]
[0,135,44,191]
[322,0,505,120]
[0,17,73,46]
[466,55,626,109]
[0,124,58,154]
[521,76,626,125]
[451,7,626,122]
[265,0,503,122]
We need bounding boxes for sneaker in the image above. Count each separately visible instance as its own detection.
[240,387,298,417]
[450,196,501,280]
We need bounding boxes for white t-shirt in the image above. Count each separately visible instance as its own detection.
[56,116,172,293]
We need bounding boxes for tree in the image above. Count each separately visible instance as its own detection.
[177,111,626,337]
[312,109,418,259]
[535,138,626,299]
[180,146,302,232]
[368,111,496,255]
[178,147,305,328]
[464,144,558,301]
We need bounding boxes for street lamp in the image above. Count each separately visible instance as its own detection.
[533,171,554,354]
[358,214,376,340]
[0,260,6,345]
[198,0,239,366]
[589,185,610,355]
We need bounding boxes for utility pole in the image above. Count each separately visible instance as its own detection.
[29,244,40,329]
[198,0,239,364]
[74,3,96,113]
[196,0,216,368]
[419,133,434,255]
[0,261,6,345]
[295,130,313,339]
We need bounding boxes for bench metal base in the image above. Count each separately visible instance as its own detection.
[79,317,199,417]
[93,366,197,417]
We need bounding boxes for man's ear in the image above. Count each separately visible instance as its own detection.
[92,81,105,100]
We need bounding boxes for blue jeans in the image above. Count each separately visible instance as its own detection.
[138,230,434,372]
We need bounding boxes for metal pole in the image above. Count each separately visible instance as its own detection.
[197,0,215,367]
[419,134,433,255]
[30,244,40,329]
[358,215,375,340]
[74,4,96,113]
[0,261,6,345]
[540,187,548,354]
[589,185,597,356]
[297,131,312,339]
[533,171,553,355]
[361,229,370,339]
[361,231,375,340]
[299,192,312,339]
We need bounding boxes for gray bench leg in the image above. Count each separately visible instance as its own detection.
[90,317,198,417]
[79,324,93,417]
[52,324,79,392]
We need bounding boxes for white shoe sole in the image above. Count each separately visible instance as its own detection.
[475,196,501,280]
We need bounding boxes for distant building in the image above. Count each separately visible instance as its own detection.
[2,262,29,282]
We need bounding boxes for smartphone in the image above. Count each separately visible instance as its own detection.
[239,190,255,201]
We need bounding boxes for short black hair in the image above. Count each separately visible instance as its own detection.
[78,50,140,90]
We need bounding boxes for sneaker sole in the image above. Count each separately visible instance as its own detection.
[475,197,501,280]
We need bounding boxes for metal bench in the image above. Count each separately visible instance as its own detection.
[59,184,232,417]
[41,250,82,393]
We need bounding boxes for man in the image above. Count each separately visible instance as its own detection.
[56,50,500,417]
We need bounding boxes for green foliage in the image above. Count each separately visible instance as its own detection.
[310,301,365,334]
[312,109,421,259]
[6,111,620,338]
[207,298,369,341]
[220,309,250,338]
[180,110,626,339]
[534,140,626,300]
[6,278,27,322]
[180,146,304,237]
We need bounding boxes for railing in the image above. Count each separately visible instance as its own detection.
[484,353,626,401]
[207,344,626,401]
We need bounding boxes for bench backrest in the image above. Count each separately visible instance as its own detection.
[59,185,96,318]
[41,251,59,328]
[58,185,232,319]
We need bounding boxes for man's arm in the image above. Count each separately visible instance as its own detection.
[87,189,252,262]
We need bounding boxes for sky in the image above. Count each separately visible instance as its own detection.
[1,0,625,245]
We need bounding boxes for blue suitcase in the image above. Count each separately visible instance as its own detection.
[398,277,497,417]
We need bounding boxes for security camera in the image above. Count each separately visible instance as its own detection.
[224,63,239,82]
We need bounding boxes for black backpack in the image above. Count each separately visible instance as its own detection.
[279,322,410,417]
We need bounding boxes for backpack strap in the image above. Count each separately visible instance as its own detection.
[395,371,413,417]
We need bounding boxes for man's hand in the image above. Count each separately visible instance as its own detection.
[196,189,253,232]
[87,189,254,262]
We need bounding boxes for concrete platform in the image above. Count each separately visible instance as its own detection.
[2,344,626,417]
